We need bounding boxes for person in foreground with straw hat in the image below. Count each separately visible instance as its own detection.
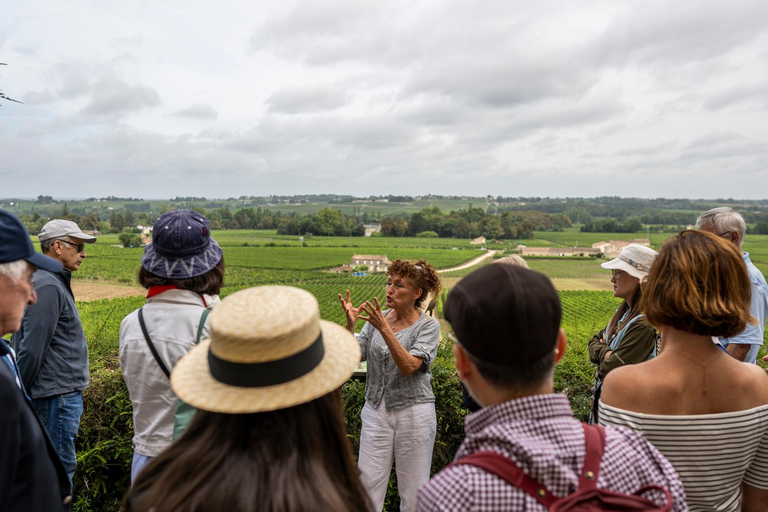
[124,285,370,512]
[119,210,224,482]
[599,230,768,511]
[587,243,658,424]
[338,259,441,512]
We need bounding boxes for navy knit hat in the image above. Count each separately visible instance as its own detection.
[141,210,223,279]
[0,210,62,273]
[444,264,561,365]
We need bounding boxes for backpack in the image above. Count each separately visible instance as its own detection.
[450,424,672,511]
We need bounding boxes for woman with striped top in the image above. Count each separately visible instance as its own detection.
[599,230,768,512]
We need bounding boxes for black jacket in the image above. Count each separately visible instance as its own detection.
[0,341,71,511]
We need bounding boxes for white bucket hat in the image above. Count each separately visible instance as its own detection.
[601,244,658,280]
[171,286,360,414]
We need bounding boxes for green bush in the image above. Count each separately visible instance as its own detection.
[73,361,133,512]
[73,317,602,510]
[417,231,439,238]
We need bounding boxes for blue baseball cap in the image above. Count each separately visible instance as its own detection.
[0,210,63,273]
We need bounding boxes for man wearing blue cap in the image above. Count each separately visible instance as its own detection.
[11,218,96,487]
[0,209,71,511]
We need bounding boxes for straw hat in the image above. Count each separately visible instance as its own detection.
[600,244,658,280]
[171,286,361,414]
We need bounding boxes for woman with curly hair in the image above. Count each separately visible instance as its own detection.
[339,259,442,512]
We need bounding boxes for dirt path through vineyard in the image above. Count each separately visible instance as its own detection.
[72,281,145,302]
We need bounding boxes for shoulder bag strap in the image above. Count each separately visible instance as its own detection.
[196,308,211,344]
[578,423,606,491]
[609,314,645,351]
[449,451,557,506]
[137,307,171,379]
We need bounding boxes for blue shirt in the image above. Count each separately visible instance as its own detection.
[718,252,768,364]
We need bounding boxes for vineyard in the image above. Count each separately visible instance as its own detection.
[65,228,768,511]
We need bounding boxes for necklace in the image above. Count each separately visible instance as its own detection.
[664,349,717,395]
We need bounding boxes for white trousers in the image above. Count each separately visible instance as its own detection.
[358,397,437,512]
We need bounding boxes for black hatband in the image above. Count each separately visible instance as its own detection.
[208,333,325,387]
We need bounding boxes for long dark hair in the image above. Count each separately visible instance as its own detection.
[124,389,371,512]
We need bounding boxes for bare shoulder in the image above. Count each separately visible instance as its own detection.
[601,362,655,409]
[738,362,768,403]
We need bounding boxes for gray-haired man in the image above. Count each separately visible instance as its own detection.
[697,207,768,363]
[11,219,96,486]
[1,210,71,510]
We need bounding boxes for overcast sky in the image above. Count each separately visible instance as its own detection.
[2,1,768,200]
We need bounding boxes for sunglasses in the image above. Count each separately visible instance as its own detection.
[611,269,625,278]
[58,239,85,253]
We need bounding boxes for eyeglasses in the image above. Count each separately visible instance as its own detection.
[611,269,625,279]
[58,239,85,253]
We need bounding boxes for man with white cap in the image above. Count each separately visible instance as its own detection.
[697,207,768,363]
[1,210,71,510]
[11,218,96,487]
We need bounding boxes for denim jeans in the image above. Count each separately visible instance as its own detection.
[32,390,84,487]
[131,452,154,483]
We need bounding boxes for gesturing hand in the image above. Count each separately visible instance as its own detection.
[359,297,387,332]
[338,289,365,332]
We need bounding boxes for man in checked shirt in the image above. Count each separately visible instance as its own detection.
[417,264,687,511]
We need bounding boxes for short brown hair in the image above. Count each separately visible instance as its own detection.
[387,259,441,309]
[640,230,752,337]
[138,258,225,296]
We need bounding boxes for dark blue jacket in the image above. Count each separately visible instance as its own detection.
[11,269,89,399]
[0,341,71,511]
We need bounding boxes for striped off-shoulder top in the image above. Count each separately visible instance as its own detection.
[599,401,768,512]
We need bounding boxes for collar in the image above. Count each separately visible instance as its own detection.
[145,288,220,308]
[146,284,181,299]
[464,393,574,434]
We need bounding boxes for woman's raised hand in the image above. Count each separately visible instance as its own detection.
[359,297,387,332]
[338,289,365,332]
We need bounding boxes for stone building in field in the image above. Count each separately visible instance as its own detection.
[350,254,391,272]
[592,239,651,259]
[518,246,600,257]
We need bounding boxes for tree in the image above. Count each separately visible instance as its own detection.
[0,63,22,106]
[118,233,142,248]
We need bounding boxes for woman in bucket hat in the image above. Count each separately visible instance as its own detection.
[119,210,224,482]
[587,243,659,424]
[123,286,371,512]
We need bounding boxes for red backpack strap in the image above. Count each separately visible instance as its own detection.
[579,423,606,491]
[448,451,557,507]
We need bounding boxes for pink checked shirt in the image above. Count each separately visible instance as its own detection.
[417,394,688,511]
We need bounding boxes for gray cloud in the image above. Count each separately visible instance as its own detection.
[80,73,161,117]
[266,84,350,114]
[174,103,218,119]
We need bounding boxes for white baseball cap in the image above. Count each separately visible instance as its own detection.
[38,219,97,243]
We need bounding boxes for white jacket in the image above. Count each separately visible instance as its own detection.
[119,289,219,457]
